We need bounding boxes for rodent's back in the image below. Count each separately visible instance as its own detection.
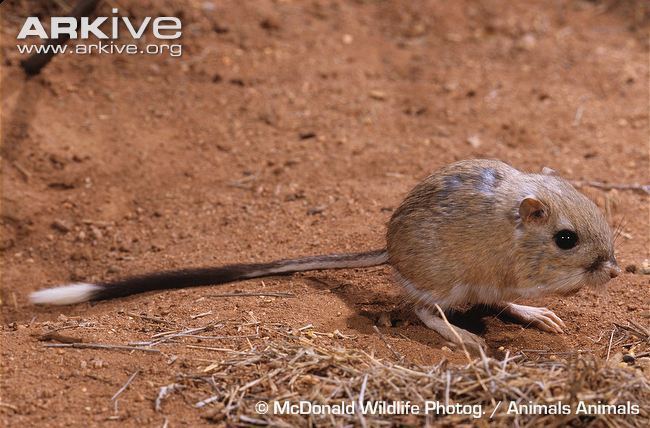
[386,159,527,303]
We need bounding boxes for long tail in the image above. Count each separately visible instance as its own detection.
[30,249,388,305]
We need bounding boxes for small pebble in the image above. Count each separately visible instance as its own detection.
[518,33,537,50]
[623,354,635,364]
[467,135,481,148]
[202,2,216,12]
[51,220,71,233]
[89,226,102,239]
[640,260,650,275]
[299,131,316,140]
[369,90,387,100]
[307,205,326,215]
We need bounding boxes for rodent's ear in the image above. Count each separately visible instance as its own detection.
[519,197,548,224]
[541,167,557,176]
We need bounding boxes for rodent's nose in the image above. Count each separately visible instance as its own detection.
[609,266,621,279]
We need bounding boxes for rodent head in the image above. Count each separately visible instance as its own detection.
[514,173,620,297]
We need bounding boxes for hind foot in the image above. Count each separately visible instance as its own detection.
[415,307,486,355]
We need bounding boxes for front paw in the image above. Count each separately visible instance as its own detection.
[505,303,566,334]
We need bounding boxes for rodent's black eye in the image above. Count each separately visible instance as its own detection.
[554,229,579,250]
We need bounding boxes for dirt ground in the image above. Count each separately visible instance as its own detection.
[1,0,649,426]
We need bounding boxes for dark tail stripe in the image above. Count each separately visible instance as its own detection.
[91,249,388,301]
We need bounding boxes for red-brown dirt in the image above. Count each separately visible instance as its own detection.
[1,0,648,426]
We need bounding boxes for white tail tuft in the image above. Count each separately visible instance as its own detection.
[30,283,101,305]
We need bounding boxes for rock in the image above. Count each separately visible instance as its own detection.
[260,17,280,31]
[70,249,90,261]
[369,90,387,100]
[299,131,316,140]
[623,354,635,364]
[443,82,458,92]
[91,358,105,368]
[467,135,481,148]
[51,220,71,233]
[201,2,215,12]
[622,64,637,84]
[640,260,650,275]
[517,33,537,50]
[89,226,102,239]
[307,205,326,215]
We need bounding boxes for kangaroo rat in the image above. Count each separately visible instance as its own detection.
[31,159,620,349]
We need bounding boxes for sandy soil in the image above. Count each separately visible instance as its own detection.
[1,0,649,426]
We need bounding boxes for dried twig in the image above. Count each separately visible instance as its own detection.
[12,162,31,181]
[186,345,252,354]
[239,415,269,425]
[112,370,140,401]
[372,326,404,362]
[155,384,183,412]
[137,325,220,347]
[126,312,179,327]
[208,292,295,298]
[0,402,18,412]
[571,180,650,195]
[606,328,616,361]
[190,311,213,319]
[434,304,481,365]
[176,333,259,340]
[194,395,220,408]
[43,343,160,353]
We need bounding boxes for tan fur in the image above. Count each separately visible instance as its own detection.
[387,159,618,310]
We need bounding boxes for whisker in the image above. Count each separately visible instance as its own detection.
[612,215,627,245]
[546,270,587,293]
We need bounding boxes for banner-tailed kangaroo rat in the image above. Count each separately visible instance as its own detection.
[31,159,620,350]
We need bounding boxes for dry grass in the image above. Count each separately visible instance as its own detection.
[101,315,650,427]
